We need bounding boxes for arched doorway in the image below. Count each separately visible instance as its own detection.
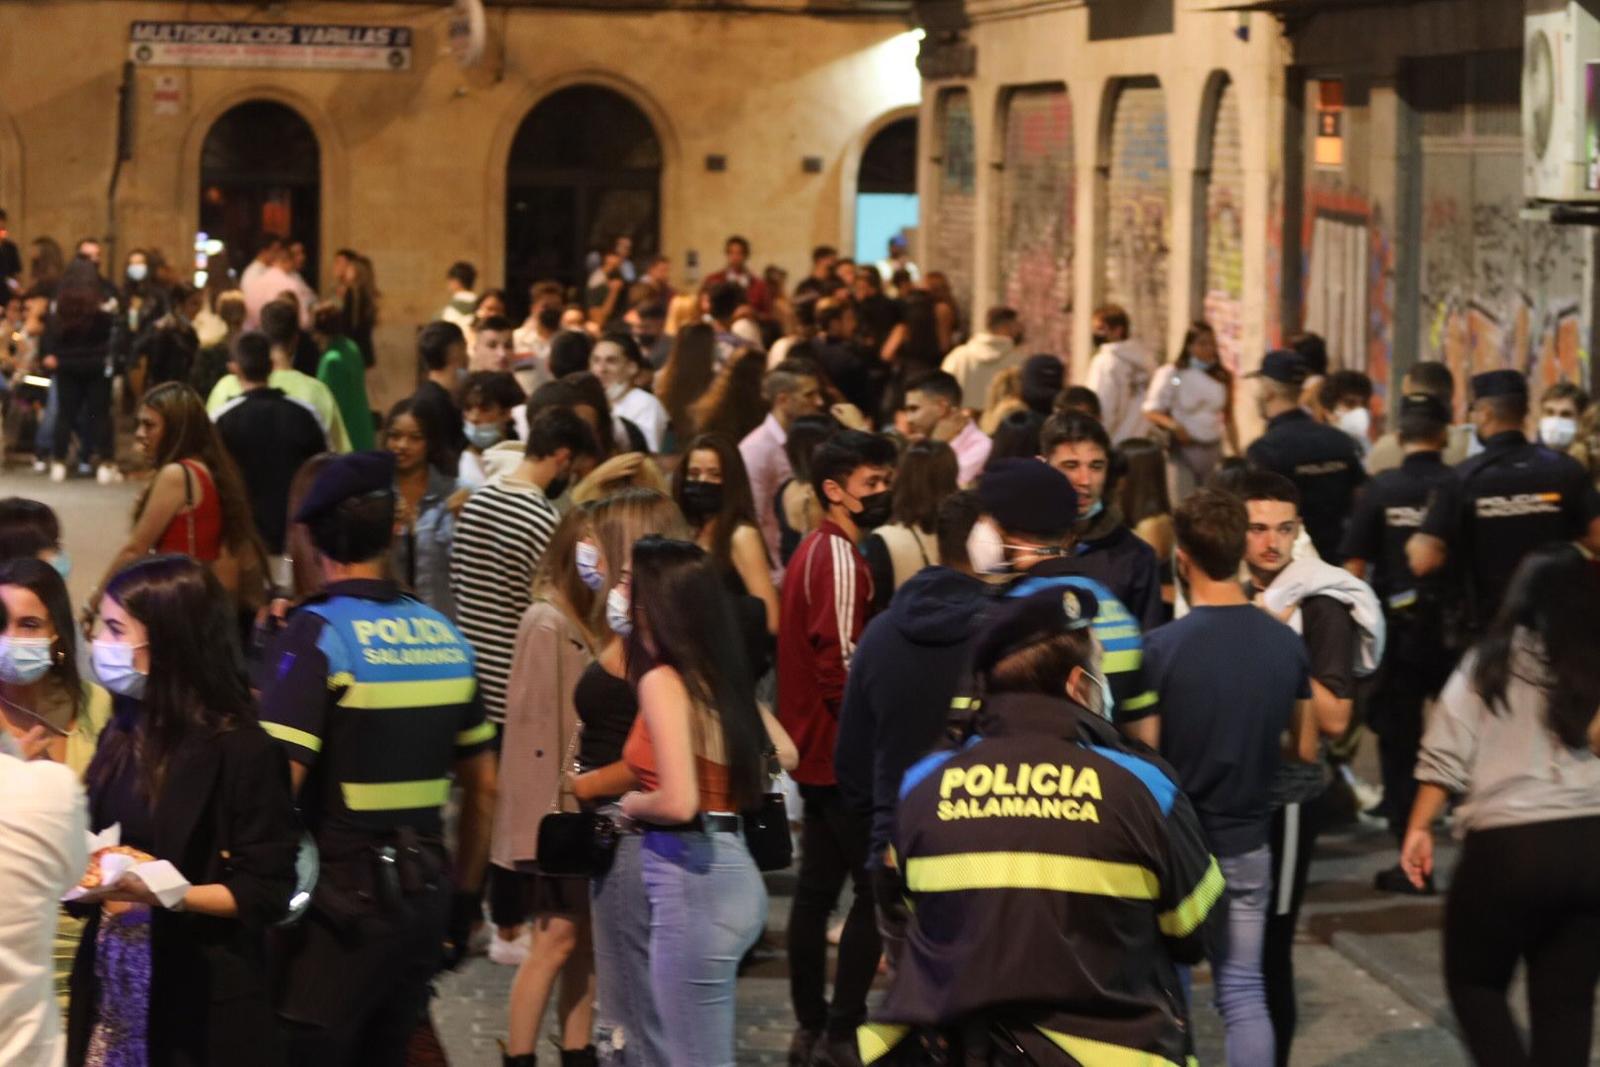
[506,86,661,317]
[855,116,918,270]
[200,101,320,289]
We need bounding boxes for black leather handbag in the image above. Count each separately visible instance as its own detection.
[535,720,620,877]
[742,746,792,872]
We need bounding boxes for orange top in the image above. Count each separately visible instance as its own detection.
[622,711,736,815]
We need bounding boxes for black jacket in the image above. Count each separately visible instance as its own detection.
[1072,505,1165,631]
[69,722,301,1067]
[835,566,989,860]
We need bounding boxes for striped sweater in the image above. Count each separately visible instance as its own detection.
[448,474,559,722]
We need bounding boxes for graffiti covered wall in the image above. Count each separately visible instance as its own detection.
[1202,79,1245,371]
[1299,179,1395,410]
[996,86,1075,358]
[1103,81,1172,354]
[930,89,977,324]
[1418,150,1587,403]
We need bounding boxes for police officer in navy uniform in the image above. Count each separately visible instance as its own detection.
[1340,393,1460,891]
[1245,349,1367,561]
[860,587,1220,1066]
[1409,369,1600,634]
[259,452,498,1066]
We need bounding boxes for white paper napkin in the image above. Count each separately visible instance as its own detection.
[62,822,192,909]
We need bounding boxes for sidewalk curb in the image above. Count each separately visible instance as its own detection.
[1326,929,1458,1037]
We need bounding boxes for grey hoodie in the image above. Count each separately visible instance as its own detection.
[941,333,1021,412]
[1086,339,1156,442]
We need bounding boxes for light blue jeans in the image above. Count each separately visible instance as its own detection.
[590,827,668,1066]
[1205,846,1275,1067]
[640,827,767,1067]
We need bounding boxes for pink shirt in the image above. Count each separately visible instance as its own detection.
[948,418,992,487]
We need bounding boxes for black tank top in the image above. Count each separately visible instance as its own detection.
[573,661,638,774]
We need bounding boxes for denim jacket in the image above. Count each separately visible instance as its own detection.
[393,468,460,621]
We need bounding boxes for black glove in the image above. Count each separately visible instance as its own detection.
[440,889,480,971]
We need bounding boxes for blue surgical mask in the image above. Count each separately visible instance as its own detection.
[0,637,54,685]
[605,585,633,636]
[48,550,71,580]
[1079,669,1115,721]
[91,638,149,699]
[1083,500,1105,521]
[463,420,503,451]
[126,262,148,283]
[575,541,605,591]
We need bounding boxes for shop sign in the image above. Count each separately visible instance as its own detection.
[128,21,412,72]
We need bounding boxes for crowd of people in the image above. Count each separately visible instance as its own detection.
[1,214,1600,1067]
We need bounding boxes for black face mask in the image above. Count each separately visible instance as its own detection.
[546,474,571,500]
[680,481,724,523]
[852,490,893,531]
[1092,331,1111,347]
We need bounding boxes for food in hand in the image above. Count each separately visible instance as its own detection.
[79,845,154,889]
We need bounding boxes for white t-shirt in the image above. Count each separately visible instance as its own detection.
[0,754,86,1067]
[612,388,669,453]
[1144,363,1227,446]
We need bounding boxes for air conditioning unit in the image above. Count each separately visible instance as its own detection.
[1524,0,1600,202]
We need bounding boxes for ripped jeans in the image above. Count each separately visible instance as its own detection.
[590,827,667,1065]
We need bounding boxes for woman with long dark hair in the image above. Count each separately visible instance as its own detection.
[387,395,459,619]
[342,253,380,369]
[1116,437,1175,607]
[688,347,768,446]
[1143,321,1239,501]
[670,433,778,633]
[1402,544,1600,1066]
[90,382,263,614]
[775,414,836,567]
[69,555,299,1066]
[862,439,956,612]
[616,537,795,1067]
[41,260,117,484]
[654,322,717,446]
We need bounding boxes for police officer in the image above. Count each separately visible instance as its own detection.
[1409,369,1600,633]
[1340,393,1460,892]
[1245,349,1367,561]
[259,452,497,1066]
[860,587,1220,1066]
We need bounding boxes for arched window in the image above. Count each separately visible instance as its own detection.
[200,101,320,288]
[506,85,662,315]
[856,117,919,266]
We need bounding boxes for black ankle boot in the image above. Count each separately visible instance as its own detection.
[559,1047,597,1067]
[501,1051,536,1067]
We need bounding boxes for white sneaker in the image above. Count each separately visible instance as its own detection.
[96,463,123,485]
[49,462,66,483]
[487,930,531,966]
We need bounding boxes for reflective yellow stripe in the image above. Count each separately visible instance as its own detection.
[1102,649,1142,673]
[328,671,355,691]
[261,720,322,753]
[455,721,496,747]
[904,851,1159,900]
[1036,1026,1187,1067]
[857,1023,909,1064]
[1159,856,1224,938]
[950,696,976,710]
[339,677,476,710]
[1097,624,1142,641]
[1122,690,1158,712]
[341,778,450,811]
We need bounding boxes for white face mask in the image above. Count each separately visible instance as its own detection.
[603,380,629,403]
[575,541,605,591]
[91,638,148,699]
[605,585,632,636]
[1540,415,1578,450]
[965,519,1008,575]
[126,262,148,283]
[1335,406,1371,441]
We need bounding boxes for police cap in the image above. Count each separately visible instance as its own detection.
[1245,349,1308,386]
[972,586,1100,676]
[293,450,396,525]
[978,458,1078,537]
[1399,392,1451,423]
[1470,369,1528,401]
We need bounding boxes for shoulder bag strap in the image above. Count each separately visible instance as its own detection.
[180,460,196,557]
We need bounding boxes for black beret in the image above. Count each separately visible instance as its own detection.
[293,451,395,525]
[1398,392,1451,423]
[977,458,1078,537]
[1245,349,1307,386]
[972,585,1100,676]
[1470,369,1527,400]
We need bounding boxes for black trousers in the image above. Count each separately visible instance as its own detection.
[1368,668,1429,840]
[1445,817,1600,1067]
[787,783,882,1038]
[1264,797,1325,1067]
[52,364,111,464]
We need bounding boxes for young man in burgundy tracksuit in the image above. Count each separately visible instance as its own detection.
[777,429,898,1067]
